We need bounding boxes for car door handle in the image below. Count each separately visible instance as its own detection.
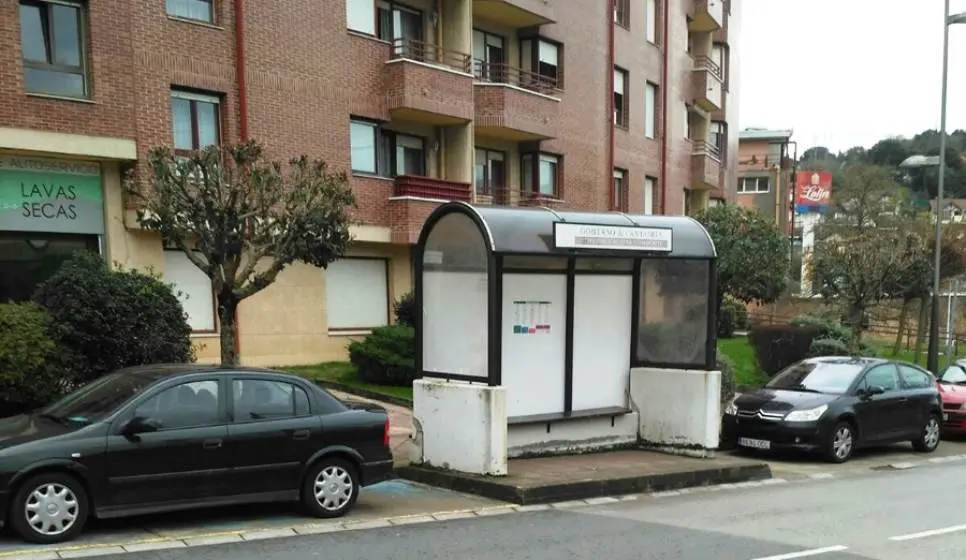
[898,397,909,403]
[292,429,311,441]
[203,438,223,450]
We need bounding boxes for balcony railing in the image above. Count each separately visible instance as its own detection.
[393,175,472,201]
[691,140,722,159]
[692,55,723,80]
[390,38,472,73]
[473,61,559,95]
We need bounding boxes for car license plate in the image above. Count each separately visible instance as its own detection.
[944,412,949,421]
[738,437,771,450]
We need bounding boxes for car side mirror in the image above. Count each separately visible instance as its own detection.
[121,416,162,436]
[868,385,886,395]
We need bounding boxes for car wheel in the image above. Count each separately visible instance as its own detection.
[825,421,856,463]
[9,472,89,544]
[912,413,942,453]
[301,457,359,519]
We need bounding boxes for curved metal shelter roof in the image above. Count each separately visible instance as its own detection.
[418,202,716,259]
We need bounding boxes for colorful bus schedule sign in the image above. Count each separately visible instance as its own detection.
[554,222,672,252]
[0,156,104,235]
[512,300,552,335]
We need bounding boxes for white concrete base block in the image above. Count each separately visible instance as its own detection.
[412,378,508,475]
[629,367,721,456]
[507,413,639,458]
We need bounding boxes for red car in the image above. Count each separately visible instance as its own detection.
[938,361,966,434]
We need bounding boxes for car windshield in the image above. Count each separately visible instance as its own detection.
[40,372,159,424]
[939,365,966,385]
[766,361,866,394]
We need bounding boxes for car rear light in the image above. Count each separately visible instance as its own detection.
[384,417,390,447]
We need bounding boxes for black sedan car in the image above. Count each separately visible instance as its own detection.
[722,357,942,463]
[0,364,393,544]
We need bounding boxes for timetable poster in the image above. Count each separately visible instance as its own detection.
[511,300,552,335]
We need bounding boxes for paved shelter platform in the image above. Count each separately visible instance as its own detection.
[397,449,772,504]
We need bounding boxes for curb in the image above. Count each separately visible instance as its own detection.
[314,381,413,409]
[396,462,773,505]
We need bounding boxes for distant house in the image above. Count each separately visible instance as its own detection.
[737,128,795,234]
[930,199,966,223]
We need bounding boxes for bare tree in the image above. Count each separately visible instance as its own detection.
[127,141,355,365]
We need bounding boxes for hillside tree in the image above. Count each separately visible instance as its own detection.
[127,141,355,365]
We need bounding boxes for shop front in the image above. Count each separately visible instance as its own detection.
[0,155,105,302]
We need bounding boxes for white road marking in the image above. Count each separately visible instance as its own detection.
[749,545,849,560]
[888,523,966,541]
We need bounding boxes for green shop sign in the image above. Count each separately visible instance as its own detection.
[0,156,105,235]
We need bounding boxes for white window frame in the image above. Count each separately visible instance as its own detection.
[645,82,658,139]
[346,0,376,34]
[645,0,658,43]
[325,257,390,332]
[644,176,656,215]
[738,176,770,194]
[163,250,216,333]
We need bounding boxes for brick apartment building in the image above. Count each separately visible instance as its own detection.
[0,0,739,365]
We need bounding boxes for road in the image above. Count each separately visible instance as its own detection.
[83,459,966,560]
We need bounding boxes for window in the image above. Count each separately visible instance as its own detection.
[163,250,216,332]
[19,0,88,98]
[473,29,506,81]
[738,176,770,194]
[940,365,966,384]
[474,148,505,195]
[134,380,224,430]
[767,362,864,394]
[645,0,658,43]
[171,89,221,153]
[521,37,561,89]
[166,0,213,22]
[710,121,725,155]
[635,259,710,366]
[613,168,627,210]
[521,153,560,197]
[346,0,376,34]
[898,365,934,389]
[614,0,630,27]
[378,1,423,54]
[232,379,310,421]
[0,234,98,303]
[712,43,727,82]
[613,67,629,128]
[859,365,900,393]
[644,82,658,139]
[349,119,426,177]
[644,176,656,215]
[325,257,389,331]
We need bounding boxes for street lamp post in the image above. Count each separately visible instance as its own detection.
[927,3,966,375]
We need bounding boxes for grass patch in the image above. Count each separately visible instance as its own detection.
[284,362,414,401]
[718,336,766,387]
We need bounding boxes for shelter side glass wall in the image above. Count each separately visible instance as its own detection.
[636,259,710,367]
[421,212,489,379]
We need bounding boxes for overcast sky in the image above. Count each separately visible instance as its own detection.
[738,0,966,153]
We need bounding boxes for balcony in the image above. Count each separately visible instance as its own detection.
[689,0,724,32]
[390,175,473,243]
[392,175,472,201]
[384,39,475,125]
[691,141,722,190]
[472,0,555,27]
[474,63,560,141]
[692,56,723,113]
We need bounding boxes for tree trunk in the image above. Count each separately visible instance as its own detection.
[893,298,911,356]
[846,303,865,350]
[915,295,929,365]
[217,289,240,365]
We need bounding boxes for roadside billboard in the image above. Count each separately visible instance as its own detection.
[794,170,832,213]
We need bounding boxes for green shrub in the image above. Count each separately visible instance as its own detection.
[718,297,748,338]
[808,337,849,357]
[393,292,415,327]
[348,325,417,386]
[33,252,195,384]
[748,323,820,376]
[791,314,853,344]
[0,303,70,417]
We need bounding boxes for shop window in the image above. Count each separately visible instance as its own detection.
[19,0,89,98]
[163,250,216,333]
[0,234,98,303]
[325,257,389,331]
